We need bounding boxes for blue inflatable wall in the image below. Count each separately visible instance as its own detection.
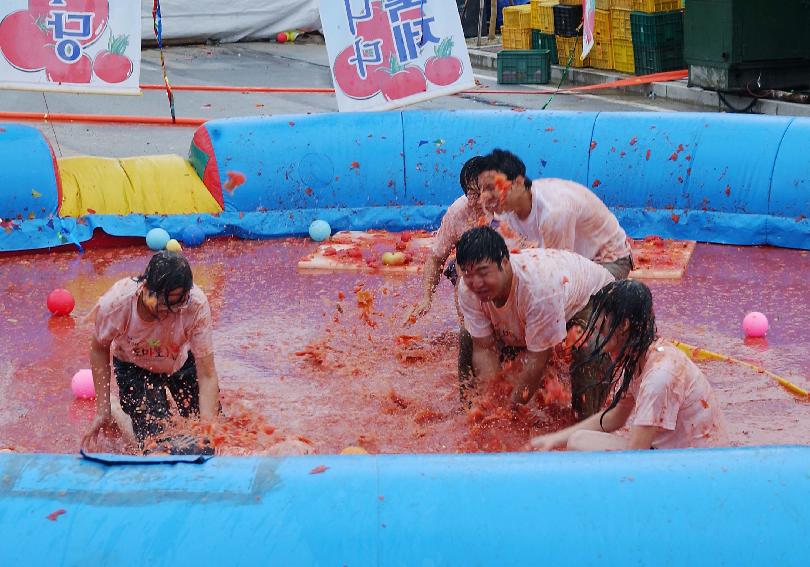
[2,111,810,252]
[1,447,808,565]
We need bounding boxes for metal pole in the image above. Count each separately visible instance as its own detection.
[477,0,484,46]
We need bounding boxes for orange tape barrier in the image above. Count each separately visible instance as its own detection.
[0,111,206,127]
[139,70,687,96]
[0,71,686,127]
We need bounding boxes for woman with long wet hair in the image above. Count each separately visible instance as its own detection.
[530,279,726,451]
[82,251,221,454]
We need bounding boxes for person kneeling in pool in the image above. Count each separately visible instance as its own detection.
[476,149,634,280]
[530,280,727,451]
[456,226,615,417]
[82,251,221,454]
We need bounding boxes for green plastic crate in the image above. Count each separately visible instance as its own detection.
[633,44,684,74]
[531,30,559,64]
[497,49,552,84]
[630,9,683,47]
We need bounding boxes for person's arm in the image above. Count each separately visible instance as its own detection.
[530,395,635,450]
[471,334,501,382]
[194,353,220,419]
[409,252,449,323]
[510,348,551,406]
[81,337,118,448]
[627,425,659,450]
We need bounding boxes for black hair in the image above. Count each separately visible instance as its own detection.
[455,226,510,270]
[477,148,532,191]
[573,279,658,428]
[459,155,483,196]
[136,251,193,312]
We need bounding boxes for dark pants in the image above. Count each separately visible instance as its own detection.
[599,255,634,280]
[114,353,200,443]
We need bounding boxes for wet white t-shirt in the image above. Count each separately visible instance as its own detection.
[458,248,614,352]
[496,178,630,263]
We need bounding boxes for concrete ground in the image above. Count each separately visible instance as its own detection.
[1,41,713,159]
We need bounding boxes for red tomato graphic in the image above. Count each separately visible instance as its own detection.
[424,56,462,86]
[93,51,132,82]
[423,37,463,86]
[333,45,386,99]
[93,33,132,83]
[29,0,109,46]
[379,66,427,102]
[0,10,52,71]
[46,50,92,83]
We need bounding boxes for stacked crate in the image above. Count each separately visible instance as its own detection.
[610,0,635,73]
[554,2,589,67]
[630,7,685,74]
[499,4,552,84]
[589,8,614,70]
[501,4,533,50]
[530,1,559,64]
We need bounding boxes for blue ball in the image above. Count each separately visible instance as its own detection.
[146,228,171,251]
[180,225,206,247]
[308,219,331,242]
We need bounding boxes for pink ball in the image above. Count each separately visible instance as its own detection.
[742,311,769,338]
[47,288,75,316]
[71,369,96,400]
[276,31,287,43]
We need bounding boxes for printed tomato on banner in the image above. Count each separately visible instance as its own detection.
[0,0,140,92]
[321,0,474,112]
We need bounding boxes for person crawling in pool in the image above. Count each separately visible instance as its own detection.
[530,279,727,451]
[455,226,615,418]
[81,251,221,455]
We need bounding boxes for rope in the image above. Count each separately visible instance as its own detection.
[152,0,176,123]
[672,340,809,398]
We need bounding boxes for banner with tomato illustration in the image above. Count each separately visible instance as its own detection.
[320,0,475,112]
[0,0,141,94]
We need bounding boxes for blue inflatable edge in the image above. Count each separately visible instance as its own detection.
[3,111,810,252]
[1,446,809,565]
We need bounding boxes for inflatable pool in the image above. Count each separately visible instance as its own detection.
[1,111,809,564]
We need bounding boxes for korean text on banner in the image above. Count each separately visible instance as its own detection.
[582,0,595,59]
[0,0,142,95]
[320,0,475,112]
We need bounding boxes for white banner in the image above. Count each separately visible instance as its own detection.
[0,0,141,95]
[320,0,475,112]
[582,0,595,59]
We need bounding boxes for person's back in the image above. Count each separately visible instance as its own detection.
[629,340,727,449]
[532,178,630,264]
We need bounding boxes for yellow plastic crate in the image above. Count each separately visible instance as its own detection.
[632,0,681,12]
[502,26,533,50]
[503,5,532,28]
[558,0,580,5]
[610,0,633,9]
[594,9,612,41]
[589,38,615,70]
[519,5,533,28]
[596,0,610,9]
[612,38,635,73]
[610,8,632,41]
[556,34,591,68]
[531,0,558,33]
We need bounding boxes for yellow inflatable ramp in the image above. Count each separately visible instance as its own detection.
[58,154,223,217]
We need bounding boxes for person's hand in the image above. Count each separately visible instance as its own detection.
[81,413,121,452]
[528,431,568,452]
[405,295,432,326]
